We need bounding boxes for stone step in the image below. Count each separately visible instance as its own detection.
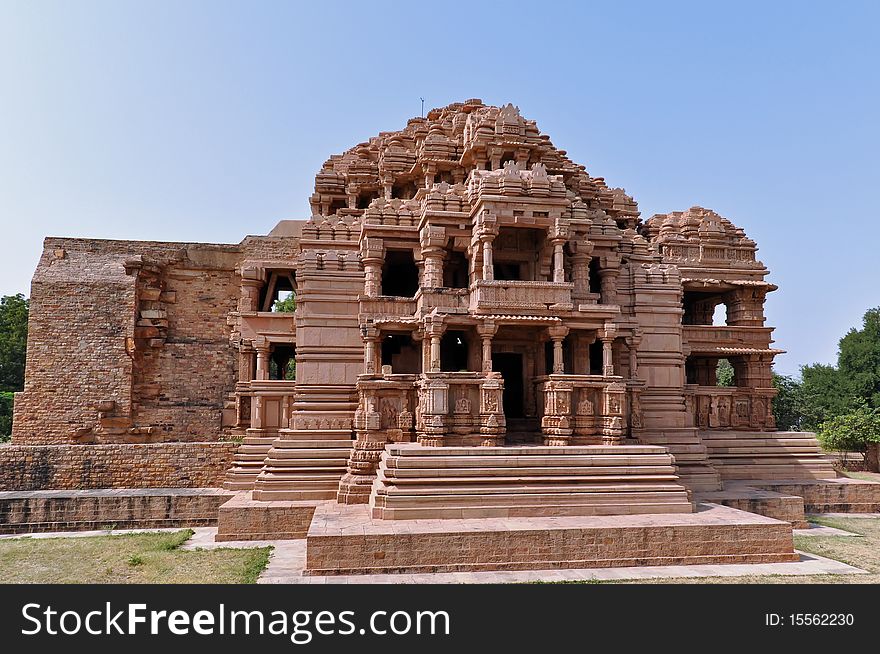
[374,483,686,498]
[370,501,694,520]
[368,443,694,520]
[381,465,678,479]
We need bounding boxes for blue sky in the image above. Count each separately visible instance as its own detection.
[1,1,877,376]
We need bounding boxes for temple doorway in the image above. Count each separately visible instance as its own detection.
[492,352,524,419]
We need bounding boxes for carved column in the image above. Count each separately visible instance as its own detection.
[626,334,641,381]
[552,239,566,283]
[601,324,618,377]
[239,273,263,313]
[424,318,445,372]
[255,339,270,380]
[598,255,620,305]
[239,343,255,381]
[541,379,573,446]
[362,326,380,375]
[422,246,445,288]
[548,325,569,374]
[363,258,383,298]
[476,320,498,373]
[479,374,505,446]
[481,236,494,281]
[362,237,384,298]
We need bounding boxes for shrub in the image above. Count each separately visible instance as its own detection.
[818,402,880,454]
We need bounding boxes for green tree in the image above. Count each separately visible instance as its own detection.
[716,359,734,387]
[772,372,804,431]
[0,294,28,392]
[0,392,12,441]
[837,307,880,409]
[798,363,853,431]
[272,293,296,313]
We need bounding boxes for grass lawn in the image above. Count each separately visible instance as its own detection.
[0,529,271,584]
[843,471,880,483]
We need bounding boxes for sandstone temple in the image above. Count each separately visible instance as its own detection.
[5,100,878,574]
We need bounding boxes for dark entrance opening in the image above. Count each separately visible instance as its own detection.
[440,330,469,372]
[492,352,524,419]
[381,249,418,297]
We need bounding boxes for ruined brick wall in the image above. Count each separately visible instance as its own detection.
[12,239,138,444]
[13,237,242,444]
[134,263,241,440]
[0,442,236,490]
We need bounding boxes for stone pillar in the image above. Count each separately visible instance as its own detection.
[363,257,383,298]
[552,239,566,283]
[541,379,573,446]
[425,319,445,372]
[627,335,641,380]
[570,252,591,300]
[239,274,263,313]
[481,236,494,281]
[362,237,384,298]
[601,339,614,377]
[362,327,380,375]
[601,324,618,377]
[597,257,620,304]
[239,343,255,381]
[255,341,270,380]
[422,246,444,288]
[548,325,569,374]
[476,321,498,373]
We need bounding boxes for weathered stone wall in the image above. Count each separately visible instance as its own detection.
[0,442,236,490]
[13,239,137,444]
[0,488,233,534]
[134,266,240,439]
[13,237,243,444]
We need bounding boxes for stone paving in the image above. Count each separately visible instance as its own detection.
[0,524,868,583]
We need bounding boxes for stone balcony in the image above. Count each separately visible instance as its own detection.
[682,325,776,355]
[415,287,469,315]
[359,296,417,320]
[470,280,574,313]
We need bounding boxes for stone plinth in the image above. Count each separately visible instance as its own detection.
[700,431,838,481]
[369,443,693,520]
[305,502,798,575]
[746,478,880,514]
[216,491,319,541]
[252,430,352,501]
[0,488,233,534]
[698,486,808,529]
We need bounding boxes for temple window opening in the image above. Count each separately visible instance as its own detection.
[381,249,419,297]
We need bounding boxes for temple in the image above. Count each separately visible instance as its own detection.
[8,100,878,574]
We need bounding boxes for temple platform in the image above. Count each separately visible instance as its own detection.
[369,443,694,520]
[700,430,838,481]
[0,488,234,534]
[216,490,319,541]
[696,477,880,528]
[304,501,798,575]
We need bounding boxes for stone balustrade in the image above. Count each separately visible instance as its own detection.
[415,372,506,447]
[537,374,628,445]
[243,380,297,435]
[415,288,469,315]
[470,280,574,312]
[682,325,774,353]
[684,385,777,431]
[353,374,419,445]
[358,296,417,319]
